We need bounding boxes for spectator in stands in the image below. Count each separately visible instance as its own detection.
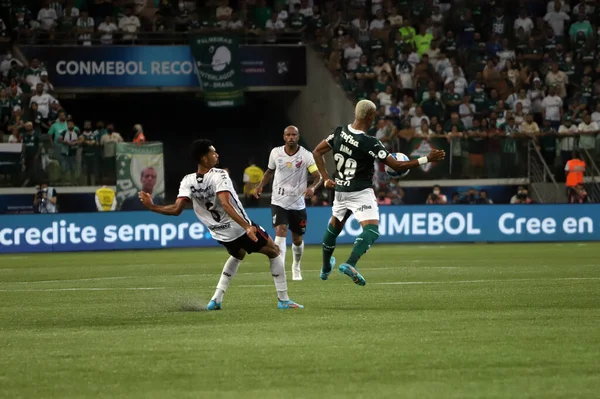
[46,100,62,125]
[577,113,599,163]
[22,122,40,185]
[265,11,285,43]
[39,71,54,94]
[243,158,264,207]
[8,127,21,143]
[542,86,563,129]
[119,7,140,42]
[98,15,118,44]
[100,123,123,184]
[76,9,94,46]
[30,83,56,119]
[459,188,479,205]
[133,124,146,144]
[344,37,362,71]
[29,102,44,135]
[426,184,447,204]
[477,189,494,204]
[58,119,80,183]
[38,0,58,40]
[8,106,26,137]
[79,120,99,186]
[94,121,106,139]
[216,0,233,28]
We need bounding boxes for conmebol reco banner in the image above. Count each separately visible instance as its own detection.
[18,45,307,88]
[0,205,598,253]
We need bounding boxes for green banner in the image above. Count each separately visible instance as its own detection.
[402,138,450,180]
[189,35,245,107]
[115,143,165,211]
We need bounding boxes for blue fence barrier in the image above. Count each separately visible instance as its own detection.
[0,205,598,253]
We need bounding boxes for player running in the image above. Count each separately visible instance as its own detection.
[138,139,303,310]
[312,100,445,286]
[254,126,322,281]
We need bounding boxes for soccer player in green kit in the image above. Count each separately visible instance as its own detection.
[312,100,445,286]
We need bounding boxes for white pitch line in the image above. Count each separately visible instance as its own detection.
[376,277,600,285]
[0,287,166,292]
[0,267,462,285]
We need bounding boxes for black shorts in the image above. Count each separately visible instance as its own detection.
[271,205,307,235]
[218,222,270,256]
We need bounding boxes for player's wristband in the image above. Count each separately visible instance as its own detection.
[418,157,428,165]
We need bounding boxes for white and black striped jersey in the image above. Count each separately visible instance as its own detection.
[267,145,317,210]
[177,168,249,242]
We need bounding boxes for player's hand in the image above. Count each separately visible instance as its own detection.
[427,150,445,162]
[138,191,154,208]
[253,186,263,199]
[324,179,336,189]
[245,225,258,242]
[304,187,315,198]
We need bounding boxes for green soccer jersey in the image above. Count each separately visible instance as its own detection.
[325,124,390,192]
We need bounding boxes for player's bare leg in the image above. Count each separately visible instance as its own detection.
[274,224,288,276]
[291,233,304,281]
[207,250,246,310]
[320,212,350,280]
[259,237,304,309]
[338,220,379,287]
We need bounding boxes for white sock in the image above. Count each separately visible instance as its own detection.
[212,256,242,303]
[274,236,287,265]
[292,242,304,268]
[270,256,289,301]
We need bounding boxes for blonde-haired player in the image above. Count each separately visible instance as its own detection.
[254,126,322,280]
[313,100,445,285]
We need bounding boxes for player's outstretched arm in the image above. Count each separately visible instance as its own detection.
[313,140,335,188]
[217,191,258,242]
[305,170,323,198]
[254,168,274,199]
[138,192,186,216]
[384,150,445,172]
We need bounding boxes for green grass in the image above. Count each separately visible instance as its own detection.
[1,243,599,399]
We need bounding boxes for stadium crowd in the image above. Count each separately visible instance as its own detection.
[1,0,598,206]
[320,0,600,183]
[0,50,144,187]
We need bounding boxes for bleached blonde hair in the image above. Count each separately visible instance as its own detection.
[354,100,376,121]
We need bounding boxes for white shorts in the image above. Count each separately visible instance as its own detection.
[332,188,380,223]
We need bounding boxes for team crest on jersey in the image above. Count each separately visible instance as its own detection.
[296,160,303,168]
[286,162,292,168]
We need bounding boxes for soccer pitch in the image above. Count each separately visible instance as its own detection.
[1,243,599,399]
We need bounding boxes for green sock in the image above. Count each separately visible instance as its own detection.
[322,223,342,271]
[346,225,380,267]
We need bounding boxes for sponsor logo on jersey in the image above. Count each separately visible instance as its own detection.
[340,131,360,147]
[191,185,215,200]
[209,222,232,231]
[357,205,372,212]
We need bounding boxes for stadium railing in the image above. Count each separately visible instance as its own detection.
[3,134,599,188]
[13,30,305,46]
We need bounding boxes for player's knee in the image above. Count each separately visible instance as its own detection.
[363,224,380,242]
[275,225,288,237]
[291,234,303,246]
